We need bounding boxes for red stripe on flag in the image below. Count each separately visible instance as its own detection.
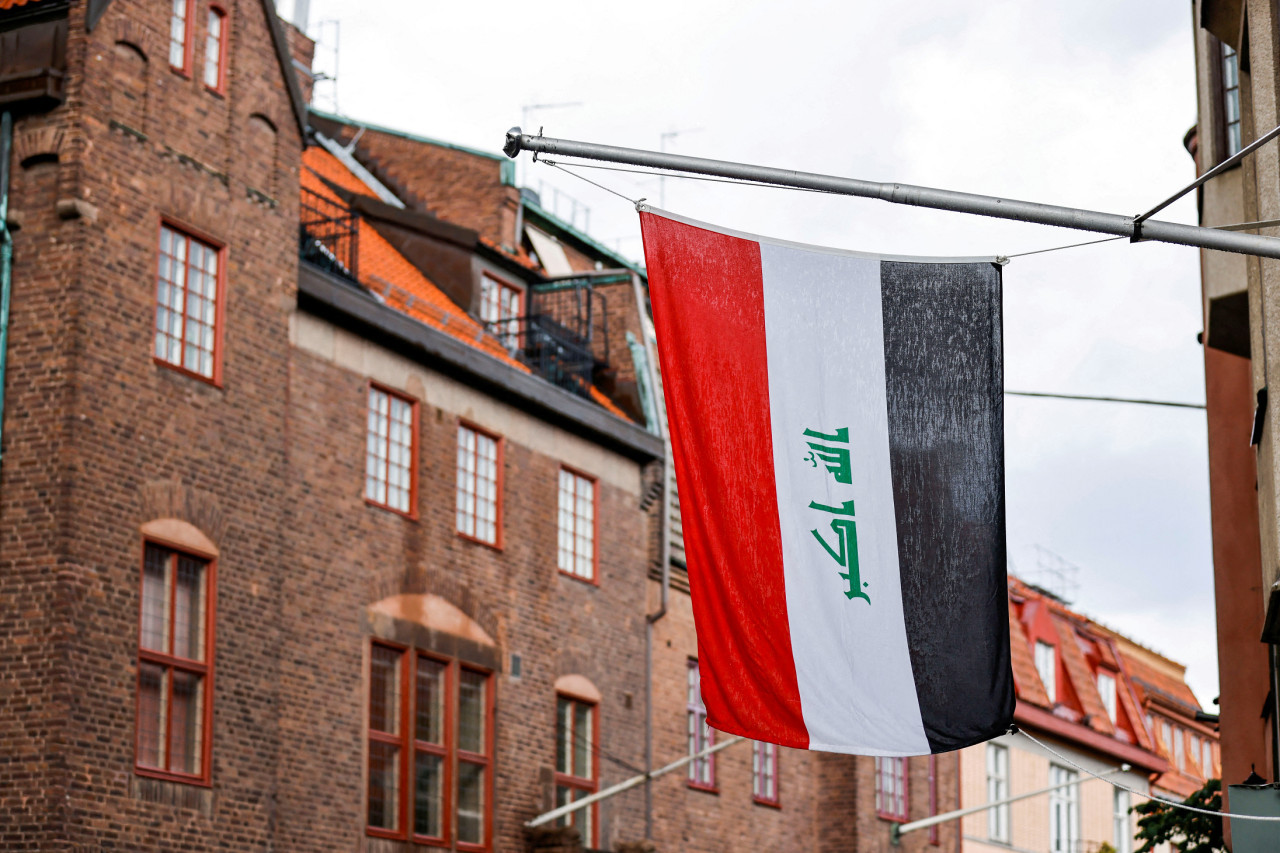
[640,212,808,748]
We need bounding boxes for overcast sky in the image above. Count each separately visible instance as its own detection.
[291,1,1219,705]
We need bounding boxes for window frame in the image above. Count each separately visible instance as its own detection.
[554,694,599,847]
[365,642,493,849]
[1034,640,1057,703]
[134,537,217,787]
[364,382,420,519]
[1097,670,1117,723]
[686,659,716,792]
[154,219,227,387]
[557,465,599,585]
[752,740,780,808]
[1048,764,1080,853]
[455,421,504,549]
[986,743,1010,842]
[168,0,195,75]
[203,4,229,95]
[1114,786,1132,853]
[874,756,909,822]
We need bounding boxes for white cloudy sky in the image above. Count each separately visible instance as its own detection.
[291,1,1219,705]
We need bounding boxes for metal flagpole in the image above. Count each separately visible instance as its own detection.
[525,735,746,829]
[502,128,1280,260]
[888,762,1131,844]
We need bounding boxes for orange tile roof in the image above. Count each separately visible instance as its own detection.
[302,147,527,372]
[0,0,48,8]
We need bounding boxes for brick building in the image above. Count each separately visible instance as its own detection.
[0,2,960,851]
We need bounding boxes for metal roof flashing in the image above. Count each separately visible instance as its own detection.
[297,261,662,463]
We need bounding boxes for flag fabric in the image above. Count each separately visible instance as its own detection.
[639,207,1014,756]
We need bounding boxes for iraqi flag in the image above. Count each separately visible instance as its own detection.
[640,208,1014,756]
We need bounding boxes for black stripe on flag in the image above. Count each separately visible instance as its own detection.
[879,260,1015,754]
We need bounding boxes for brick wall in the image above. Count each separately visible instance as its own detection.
[1,0,303,848]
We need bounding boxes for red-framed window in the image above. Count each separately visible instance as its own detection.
[136,541,215,785]
[752,741,779,806]
[557,468,596,582]
[687,659,715,791]
[203,6,228,93]
[365,385,417,516]
[367,643,493,849]
[481,272,519,327]
[456,423,501,546]
[554,695,598,847]
[168,0,194,72]
[874,756,908,822]
[155,223,223,383]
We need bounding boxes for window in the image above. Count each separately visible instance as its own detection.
[1174,726,1185,771]
[1223,44,1242,157]
[986,744,1009,842]
[1202,739,1214,777]
[555,696,598,846]
[1048,765,1079,853]
[168,0,192,71]
[478,274,521,346]
[874,757,908,821]
[1035,641,1056,703]
[365,386,416,515]
[203,7,227,91]
[927,754,939,845]
[155,224,221,382]
[1161,720,1173,757]
[1191,733,1202,775]
[367,643,492,847]
[1114,788,1132,853]
[456,424,500,546]
[752,741,779,806]
[1097,671,1117,722]
[557,468,596,582]
[136,542,213,784]
[687,660,715,790]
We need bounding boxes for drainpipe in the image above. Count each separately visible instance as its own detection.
[0,111,14,474]
[635,269,671,840]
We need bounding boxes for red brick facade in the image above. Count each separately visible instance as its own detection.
[0,3,961,851]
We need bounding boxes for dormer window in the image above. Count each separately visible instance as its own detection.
[1096,671,1116,722]
[479,274,522,347]
[1035,641,1056,703]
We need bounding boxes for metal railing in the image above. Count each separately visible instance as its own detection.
[299,187,358,282]
[486,313,597,397]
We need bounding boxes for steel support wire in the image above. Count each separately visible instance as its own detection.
[503,128,1280,260]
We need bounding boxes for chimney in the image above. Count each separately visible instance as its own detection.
[281,19,316,104]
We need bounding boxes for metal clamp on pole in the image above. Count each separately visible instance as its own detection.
[503,127,1280,260]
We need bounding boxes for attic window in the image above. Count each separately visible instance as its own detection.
[526,226,573,277]
[1035,641,1056,703]
[1096,671,1116,722]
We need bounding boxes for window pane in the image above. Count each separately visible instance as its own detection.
[369,645,401,735]
[457,761,485,845]
[367,740,400,832]
[556,697,570,775]
[172,555,206,661]
[137,663,168,768]
[414,751,443,838]
[169,670,204,775]
[573,701,591,779]
[141,546,170,652]
[458,669,486,754]
[415,657,445,745]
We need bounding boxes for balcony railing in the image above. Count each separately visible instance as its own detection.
[299,187,358,282]
[486,314,598,398]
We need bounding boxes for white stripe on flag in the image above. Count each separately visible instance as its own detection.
[760,242,929,755]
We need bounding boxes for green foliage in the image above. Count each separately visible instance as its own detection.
[1133,778,1226,853]
[1096,843,1118,853]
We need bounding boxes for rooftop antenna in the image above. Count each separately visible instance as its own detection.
[659,127,703,208]
[1029,545,1081,605]
[308,18,341,113]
